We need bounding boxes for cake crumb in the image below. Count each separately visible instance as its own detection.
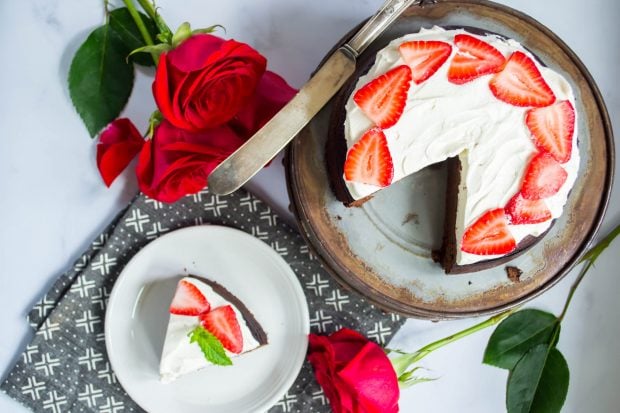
[468,281,472,285]
[506,266,523,283]
[336,215,342,221]
[402,213,419,225]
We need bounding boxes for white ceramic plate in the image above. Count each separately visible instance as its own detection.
[105,225,310,413]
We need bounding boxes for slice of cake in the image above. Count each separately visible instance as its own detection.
[327,26,579,273]
[159,276,267,383]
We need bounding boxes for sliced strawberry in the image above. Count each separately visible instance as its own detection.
[447,34,505,84]
[521,152,568,200]
[344,128,393,187]
[461,209,516,255]
[399,40,452,84]
[489,51,556,107]
[526,100,575,163]
[169,280,211,316]
[505,192,552,224]
[200,305,243,354]
[353,65,412,128]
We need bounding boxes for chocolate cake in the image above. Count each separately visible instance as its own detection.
[327,26,579,274]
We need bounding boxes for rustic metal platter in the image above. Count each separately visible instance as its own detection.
[285,0,614,319]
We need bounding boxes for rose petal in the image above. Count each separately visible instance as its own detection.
[153,53,193,131]
[167,34,226,72]
[231,70,297,138]
[136,119,245,203]
[96,118,144,187]
[154,35,268,132]
[338,342,399,413]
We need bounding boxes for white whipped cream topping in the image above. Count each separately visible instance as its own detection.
[159,277,260,383]
[343,26,579,266]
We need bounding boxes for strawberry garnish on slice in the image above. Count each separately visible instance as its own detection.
[447,34,505,84]
[353,65,412,128]
[526,100,575,163]
[521,152,568,200]
[505,192,552,224]
[344,128,394,187]
[399,40,452,84]
[461,209,516,255]
[169,280,211,316]
[200,305,243,354]
[489,51,556,107]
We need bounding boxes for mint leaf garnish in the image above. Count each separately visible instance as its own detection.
[188,325,232,366]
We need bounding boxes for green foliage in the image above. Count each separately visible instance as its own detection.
[68,24,134,137]
[506,345,569,413]
[188,325,232,366]
[484,223,620,413]
[484,309,558,370]
[109,7,158,66]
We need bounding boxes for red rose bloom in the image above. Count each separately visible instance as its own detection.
[153,34,267,132]
[308,328,400,413]
[136,119,244,203]
[96,118,144,186]
[137,67,296,203]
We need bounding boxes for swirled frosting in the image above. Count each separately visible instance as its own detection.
[343,26,579,266]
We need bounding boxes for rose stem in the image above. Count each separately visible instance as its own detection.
[121,0,158,65]
[135,0,172,37]
[546,222,620,345]
[390,308,516,369]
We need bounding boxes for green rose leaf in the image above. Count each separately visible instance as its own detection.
[109,7,158,66]
[506,344,569,413]
[188,325,232,366]
[483,309,558,370]
[68,24,134,137]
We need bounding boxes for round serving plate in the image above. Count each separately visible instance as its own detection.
[285,0,614,319]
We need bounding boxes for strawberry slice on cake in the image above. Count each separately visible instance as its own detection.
[399,40,452,84]
[447,33,506,84]
[353,65,412,129]
[526,100,575,163]
[343,128,393,187]
[489,51,556,107]
[159,276,267,383]
[461,209,516,256]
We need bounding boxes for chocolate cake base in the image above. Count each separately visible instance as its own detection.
[188,274,268,345]
[434,158,552,274]
[325,26,554,274]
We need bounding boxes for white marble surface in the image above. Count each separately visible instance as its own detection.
[0,0,618,412]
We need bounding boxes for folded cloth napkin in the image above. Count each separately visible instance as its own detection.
[1,188,405,412]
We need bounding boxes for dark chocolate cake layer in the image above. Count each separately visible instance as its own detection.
[436,158,553,274]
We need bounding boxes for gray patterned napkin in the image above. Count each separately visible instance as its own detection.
[1,188,405,412]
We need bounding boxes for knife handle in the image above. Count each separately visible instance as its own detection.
[347,0,421,56]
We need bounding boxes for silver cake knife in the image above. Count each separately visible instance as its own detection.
[208,0,423,195]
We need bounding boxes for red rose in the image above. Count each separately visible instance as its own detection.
[308,328,400,413]
[137,68,296,203]
[153,34,267,132]
[136,119,244,203]
[96,118,144,186]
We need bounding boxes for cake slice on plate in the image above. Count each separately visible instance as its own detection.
[159,276,268,383]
